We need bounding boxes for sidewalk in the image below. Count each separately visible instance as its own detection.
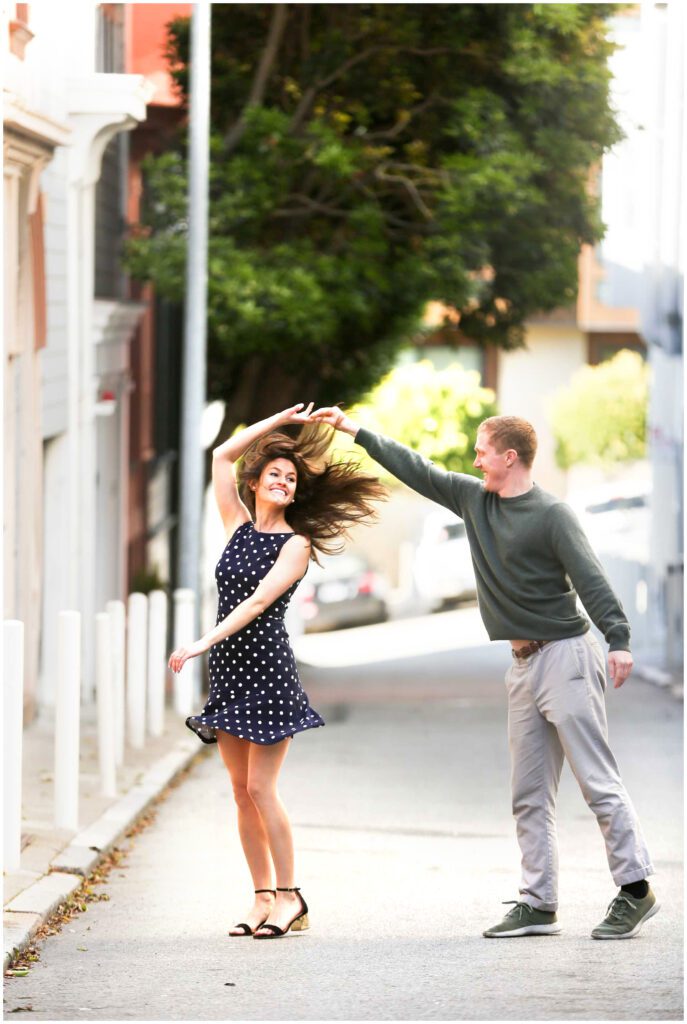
[633,649,684,702]
[3,705,205,970]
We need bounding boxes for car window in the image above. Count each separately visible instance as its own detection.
[585,495,647,515]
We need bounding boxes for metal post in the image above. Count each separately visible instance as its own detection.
[95,612,117,798]
[107,599,126,766]
[4,620,24,871]
[54,611,81,831]
[178,2,211,623]
[126,593,148,749]
[147,590,168,737]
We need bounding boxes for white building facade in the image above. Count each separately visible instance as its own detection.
[3,2,151,716]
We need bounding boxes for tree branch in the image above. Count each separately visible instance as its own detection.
[223,4,289,153]
[290,45,455,133]
[362,96,435,141]
[383,162,448,188]
[272,194,350,218]
[374,166,434,220]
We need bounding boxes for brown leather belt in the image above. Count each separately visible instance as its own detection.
[511,640,549,660]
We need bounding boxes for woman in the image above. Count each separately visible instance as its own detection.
[168,403,385,938]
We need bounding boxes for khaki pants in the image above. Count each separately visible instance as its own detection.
[505,632,653,911]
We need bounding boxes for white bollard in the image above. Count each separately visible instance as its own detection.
[147,590,168,738]
[4,620,25,872]
[54,611,81,832]
[126,593,148,749]
[107,600,126,766]
[173,588,196,717]
[95,612,117,798]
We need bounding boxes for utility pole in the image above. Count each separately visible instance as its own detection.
[178,2,211,637]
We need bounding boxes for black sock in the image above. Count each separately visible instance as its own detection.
[621,879,649,899]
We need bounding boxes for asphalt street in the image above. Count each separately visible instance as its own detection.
[4,610,683,1021]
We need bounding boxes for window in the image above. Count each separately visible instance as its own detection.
[587,332,646,365]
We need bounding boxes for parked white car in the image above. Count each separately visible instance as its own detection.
[569,484,650,563]
[413,509,477,611]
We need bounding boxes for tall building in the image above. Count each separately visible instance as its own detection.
[3,2,152,716]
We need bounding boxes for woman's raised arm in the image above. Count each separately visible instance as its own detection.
[212,404,314,537]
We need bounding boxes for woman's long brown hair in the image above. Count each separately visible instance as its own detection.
[237,425,387,561]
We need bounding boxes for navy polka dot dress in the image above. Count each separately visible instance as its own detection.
[186,521,325,745]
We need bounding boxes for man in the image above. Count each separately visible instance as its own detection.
[311,407,658,940]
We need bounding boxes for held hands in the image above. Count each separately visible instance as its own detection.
[608,650,633,688]
[309,406,359,435]
[168,639,207,674]
[276,402,359,436]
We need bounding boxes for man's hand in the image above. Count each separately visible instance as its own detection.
[310,406,359,436]
[608,650,633,688]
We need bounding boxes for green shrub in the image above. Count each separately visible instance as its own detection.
[549,350,648,469]
[333,359,497,479]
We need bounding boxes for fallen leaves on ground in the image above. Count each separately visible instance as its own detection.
[4,848,125,977]
[4,748,209,979]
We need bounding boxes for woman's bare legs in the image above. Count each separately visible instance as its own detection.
[217,731,302,933]
[246,739,306,933]
[216,731,275,932]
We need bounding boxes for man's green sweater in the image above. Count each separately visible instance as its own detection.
[355,428,631,653]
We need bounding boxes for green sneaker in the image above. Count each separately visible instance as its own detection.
[591,888,659,939]
[483,900,561,938]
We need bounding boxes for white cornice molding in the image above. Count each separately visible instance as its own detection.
[3,111,69,212]
[3,94,72,150]
[67,73,154,187]
[93,300,147,378]
[93,299,147,347]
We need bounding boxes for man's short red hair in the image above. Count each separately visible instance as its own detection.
[479,416,538,468]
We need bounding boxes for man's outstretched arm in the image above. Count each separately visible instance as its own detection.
[310,407,474,516]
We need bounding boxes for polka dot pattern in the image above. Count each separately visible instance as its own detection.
[186,521,325,746]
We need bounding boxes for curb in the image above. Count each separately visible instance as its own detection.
[3,737,202,971]
[634,663,683,702]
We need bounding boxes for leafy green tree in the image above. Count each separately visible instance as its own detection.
[549,350,649,469]
[126,3,621,432]
[330,359,497,480]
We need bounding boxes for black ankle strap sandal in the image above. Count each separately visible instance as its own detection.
[253,887,309,939]
[228,889,276,937]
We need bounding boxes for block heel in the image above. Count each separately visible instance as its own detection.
[253,887,309,939]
